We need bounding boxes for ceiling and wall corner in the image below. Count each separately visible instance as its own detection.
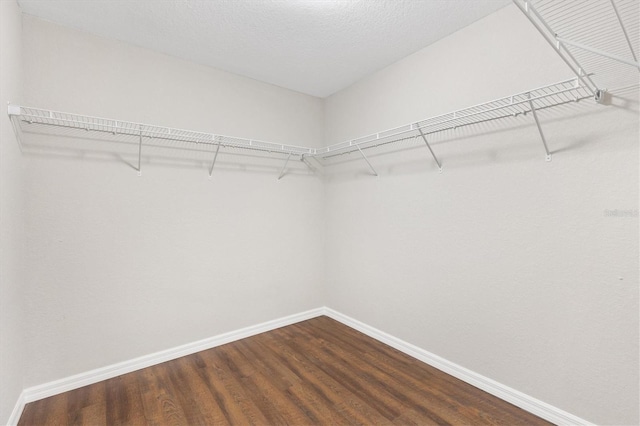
[16,0,511,98]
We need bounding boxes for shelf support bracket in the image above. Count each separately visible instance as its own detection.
[208,136,222,178]
[555,36,639,70]
[513,0,598,95]
[417,127,443,173]
[610,0,638,64]
[528,99,552,162]
[7,105,24,152]
[137,130,143,176]
[278,152,292,180]
[355,144,378,176]
[300,154,316,175]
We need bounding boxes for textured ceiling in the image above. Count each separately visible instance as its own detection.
[17,0,510,98]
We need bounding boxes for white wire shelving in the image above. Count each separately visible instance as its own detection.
[513,0,639,93]
[8,105,314,157]
[9,0,637,178]
[7,77,596,177]
[8,105,315,177]
[311,77,593,168]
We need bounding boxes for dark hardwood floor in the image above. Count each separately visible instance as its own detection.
[19,316,551,425]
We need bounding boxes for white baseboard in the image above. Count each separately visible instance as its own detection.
[324,307,594,426]
[7,391,25,426]
[12,306,591,426]
[21,307,325,404]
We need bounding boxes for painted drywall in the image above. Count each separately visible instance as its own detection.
[324,5,639,426]
[20,15,326,388]
[0,0,25,424]
[17,0,510,98]
[10,3,639,425]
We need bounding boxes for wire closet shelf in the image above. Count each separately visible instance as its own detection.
[8,77,594,177]
[313,77,593,160]
[8,0,638,178]
[513,0,639,94]
[9,105,315,157]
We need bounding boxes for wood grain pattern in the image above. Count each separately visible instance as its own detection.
[18,316,552,425]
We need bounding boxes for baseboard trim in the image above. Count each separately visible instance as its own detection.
[7,391,26,426]
[22,307,325,404]
[324,307,594,426]
[15,306,593,425]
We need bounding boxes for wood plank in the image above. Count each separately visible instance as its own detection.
[138,363,188,425]
[303,317,539,424]
[288,320,478,423]
[18,316,552,426]
[251,327,392,425]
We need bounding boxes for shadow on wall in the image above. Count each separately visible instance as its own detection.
[8,84,638,180]
[321,84,639,180]
[10,119,320,179]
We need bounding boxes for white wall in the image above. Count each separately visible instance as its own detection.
[324,5,639,426]
[21,15,326,388]
[0,1,25,424]
[8,4,639,425]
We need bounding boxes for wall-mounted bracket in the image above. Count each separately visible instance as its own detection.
[137,131,143,176]
[7,104,24,151]
[300,154,317,175]
[527,99,551,162]
[8,104,20,116]
[277,152,292,180]
[208,136,222,178]
[416,127,443,173]
[355,144,378,176]
[595,89,611,105]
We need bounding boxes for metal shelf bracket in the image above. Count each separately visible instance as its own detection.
[610,0,638,64]
[137,131,143,176]
[556,36,640,70]
[513,0,599,96]
[7,104,20,116]
[527,98,551,162]
[417,127,443,173]
[277,152,292,180]
[7,104,24,151]
[549,0,639,71]
[300,154,316,175]
[356,143,378,176]
[208,135,222,178]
